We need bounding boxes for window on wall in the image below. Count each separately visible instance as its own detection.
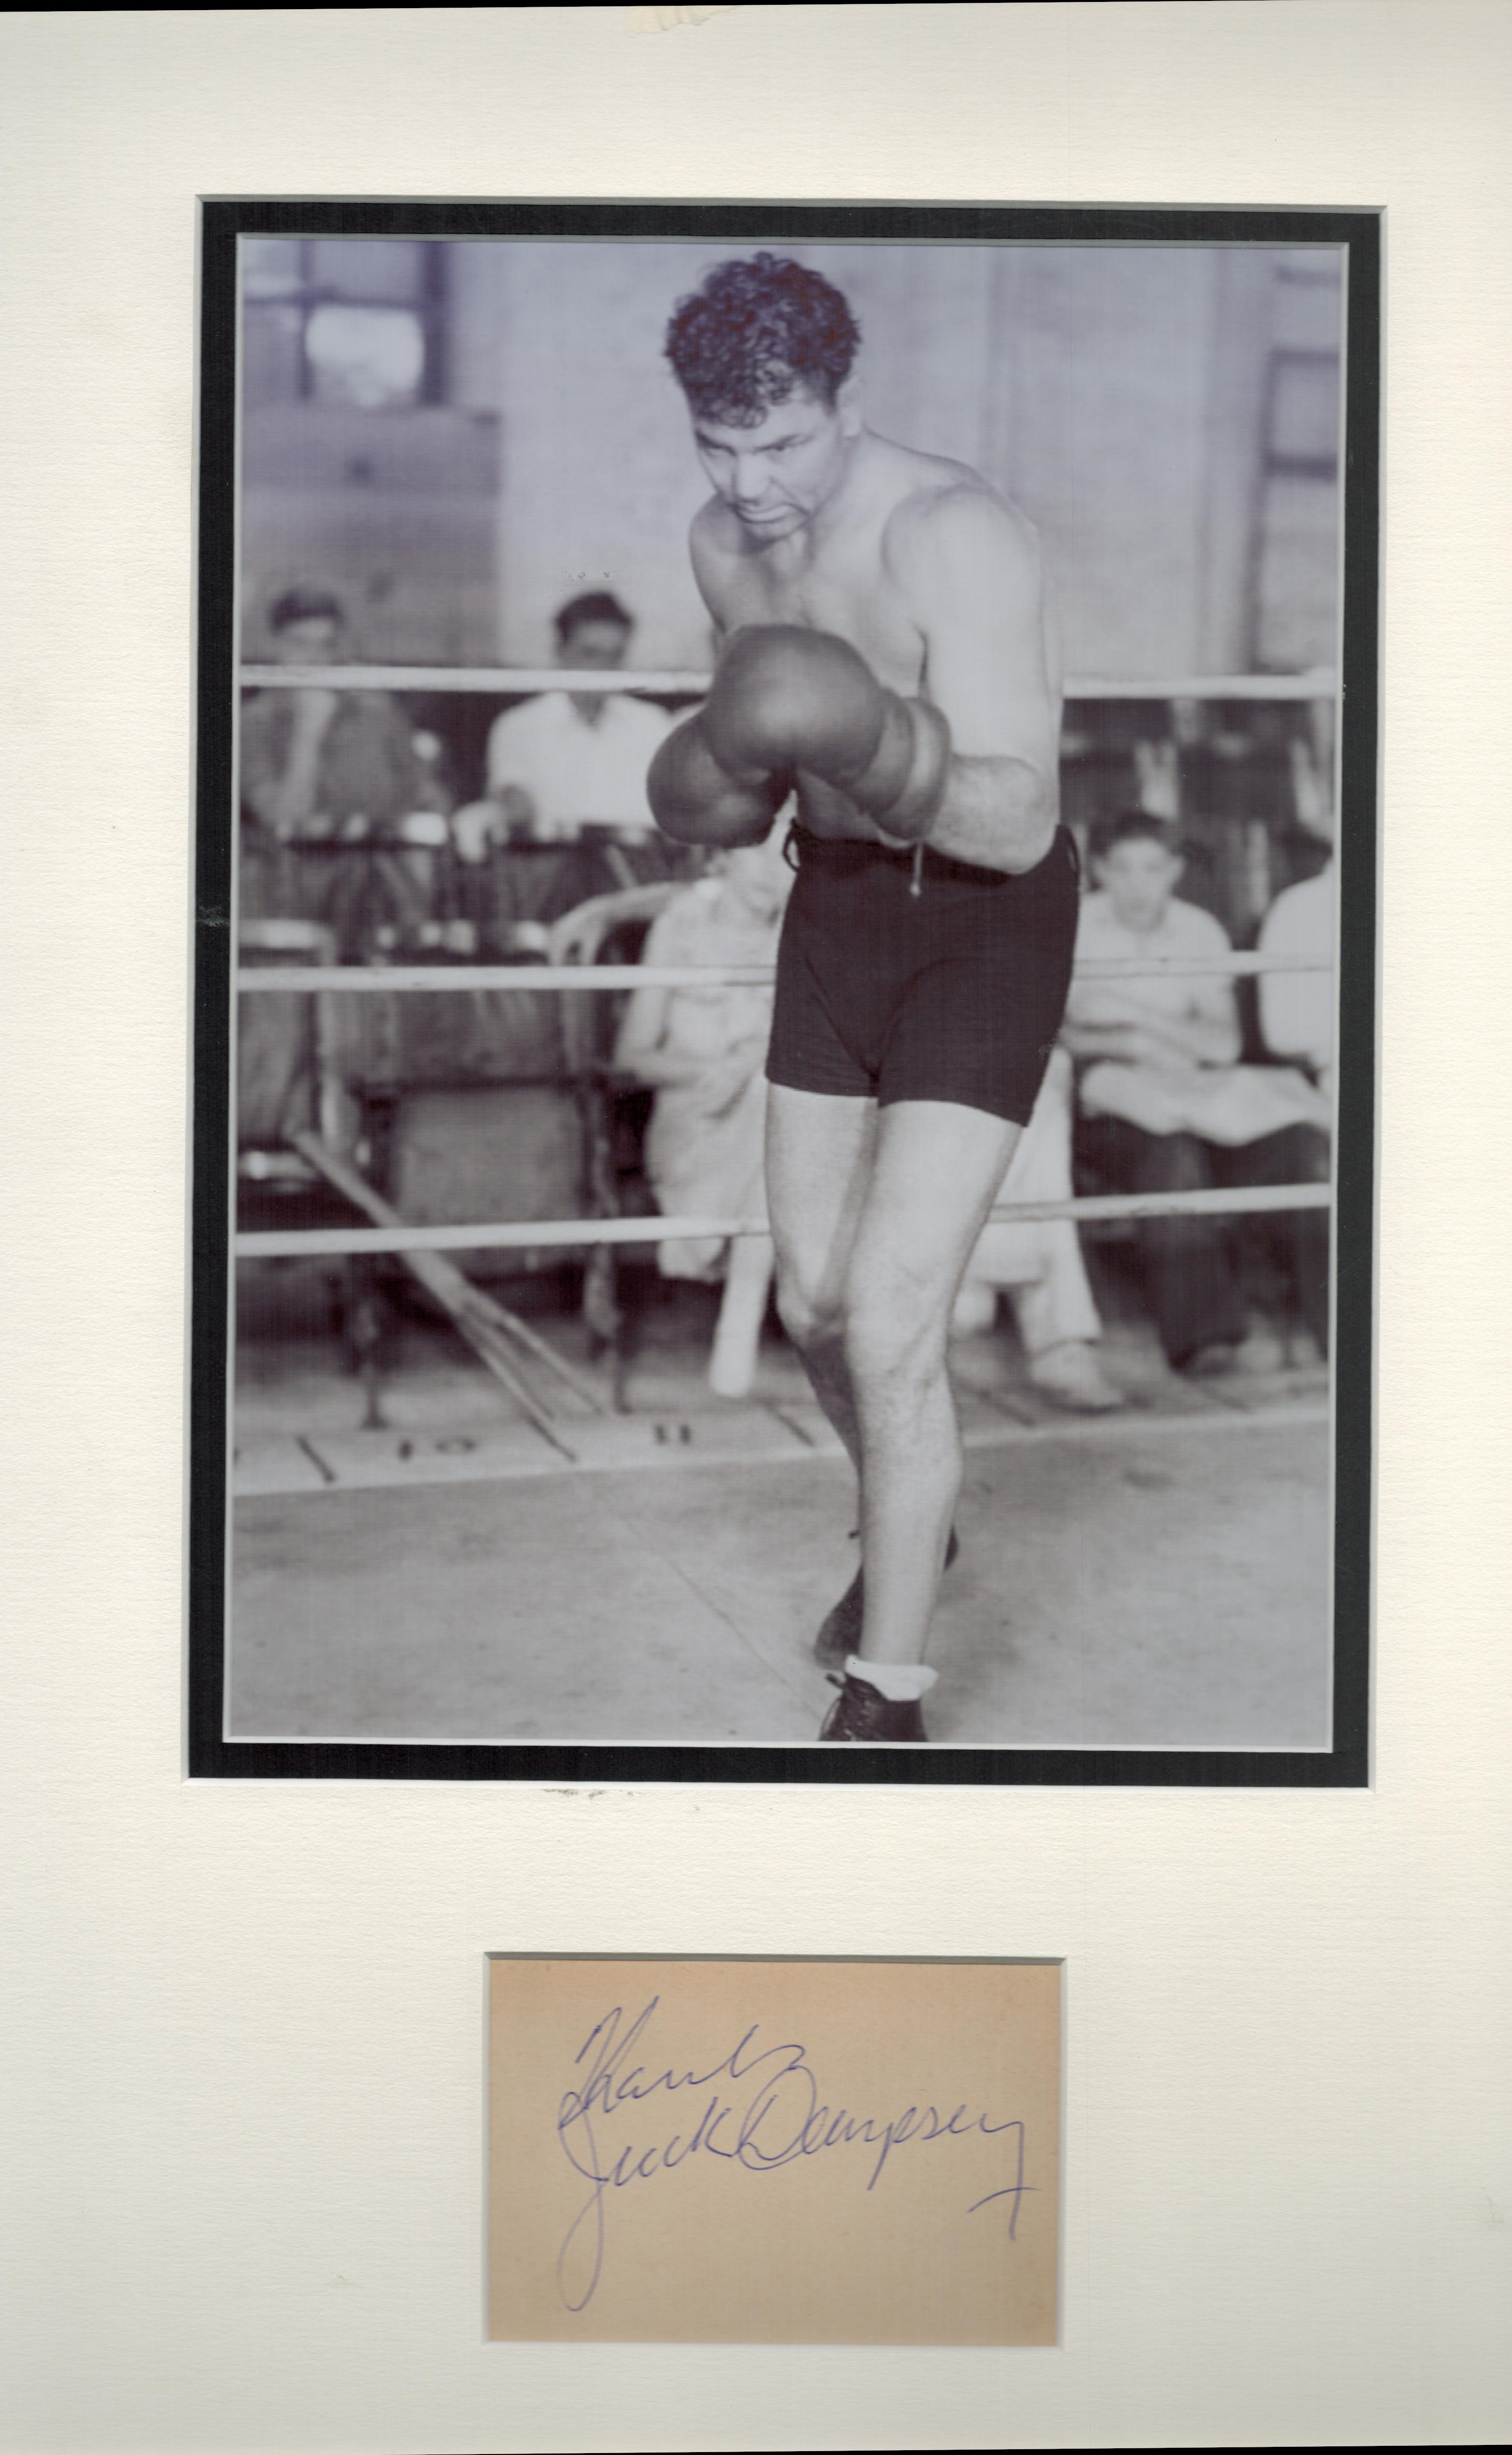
[241,237,448,411]
[1253,255,1343,673]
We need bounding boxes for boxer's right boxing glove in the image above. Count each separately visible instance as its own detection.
[647,707,792,847]
[703,626,951,842]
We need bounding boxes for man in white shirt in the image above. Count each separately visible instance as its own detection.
[1062,811,1264,1372]
[458,591,675,852]
[1253,849,1335,1356]
[1259,858,1335,1098]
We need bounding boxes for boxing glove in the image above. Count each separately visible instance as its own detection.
[703,625,952,842]
[647,711,792,847]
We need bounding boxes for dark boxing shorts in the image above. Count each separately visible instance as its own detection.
[766,822,1080,1126]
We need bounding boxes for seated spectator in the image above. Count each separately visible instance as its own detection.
[1063,811,1330,1375]
[454,592,675,858]
[951,1049,1124,1412]
[612,823,793,1398]
[1251,790,1335,1357]
[239,584,450,955]
[1261,782,1335,1103]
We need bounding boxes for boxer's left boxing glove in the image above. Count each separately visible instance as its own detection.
[702,626,952,842]
[647,710,792,847]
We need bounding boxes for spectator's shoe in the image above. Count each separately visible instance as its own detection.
[812,1528,960,1669]
[950,1279,998,1337]
[1181,1341,1241,1378]
[1028,1340,1125,1412]
[1232,1327,1287,1375]
[820,1673,929,1744]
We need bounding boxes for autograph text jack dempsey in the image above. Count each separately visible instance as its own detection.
[553,1995,1035,2310]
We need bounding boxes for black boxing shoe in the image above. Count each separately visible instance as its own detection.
[819,1671,929,1744]
[812,1527,959,1669]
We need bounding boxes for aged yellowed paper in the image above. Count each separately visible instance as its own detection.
[488,1956,1059,2344]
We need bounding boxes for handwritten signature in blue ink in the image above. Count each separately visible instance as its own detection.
[550,1997,1032,2310]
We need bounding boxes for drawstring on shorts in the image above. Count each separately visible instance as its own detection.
[790,824,942,903]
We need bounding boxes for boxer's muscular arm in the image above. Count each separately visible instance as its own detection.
[887,490,1060,874]
[646,512,785,847]
[689,501,735,631]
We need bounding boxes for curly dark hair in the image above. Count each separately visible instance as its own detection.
[664,252,861,425]
[268,584,347,633]
[553,590,634,644]
[1090,810,1180,860]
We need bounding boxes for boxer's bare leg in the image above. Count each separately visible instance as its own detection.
[768,1085,1020,1667]
[843,1101,1021,1664]
[765,1084,876,1476]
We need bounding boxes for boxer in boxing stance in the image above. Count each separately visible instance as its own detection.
[650,254,1076,1742]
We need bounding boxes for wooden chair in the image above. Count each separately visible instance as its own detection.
[547,885,682,1402]
[235,918,387,1423]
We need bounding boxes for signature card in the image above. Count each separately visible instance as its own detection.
[488,1956,1060,2345]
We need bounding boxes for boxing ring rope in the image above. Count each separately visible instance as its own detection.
[238,1183,1329,1264]
[241,952,1326,994]
[233,660,1335,1263]
[244,663,1335,700]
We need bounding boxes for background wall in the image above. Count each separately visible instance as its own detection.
[246,236,1342,679]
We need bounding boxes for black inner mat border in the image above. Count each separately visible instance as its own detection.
[189,196,1378,1788]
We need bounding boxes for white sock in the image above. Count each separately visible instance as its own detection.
[845,1656,938,1702]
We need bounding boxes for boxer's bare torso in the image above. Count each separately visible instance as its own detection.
[688,420,1062,870]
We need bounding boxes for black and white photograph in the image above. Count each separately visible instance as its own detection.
[191,203,1377,1780]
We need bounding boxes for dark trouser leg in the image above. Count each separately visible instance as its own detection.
[320,848,389,962]
[482,845,585,944]
[1221,1125,1332,1358]
[1076,1116,1247,1367]
[532,845,604,929]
